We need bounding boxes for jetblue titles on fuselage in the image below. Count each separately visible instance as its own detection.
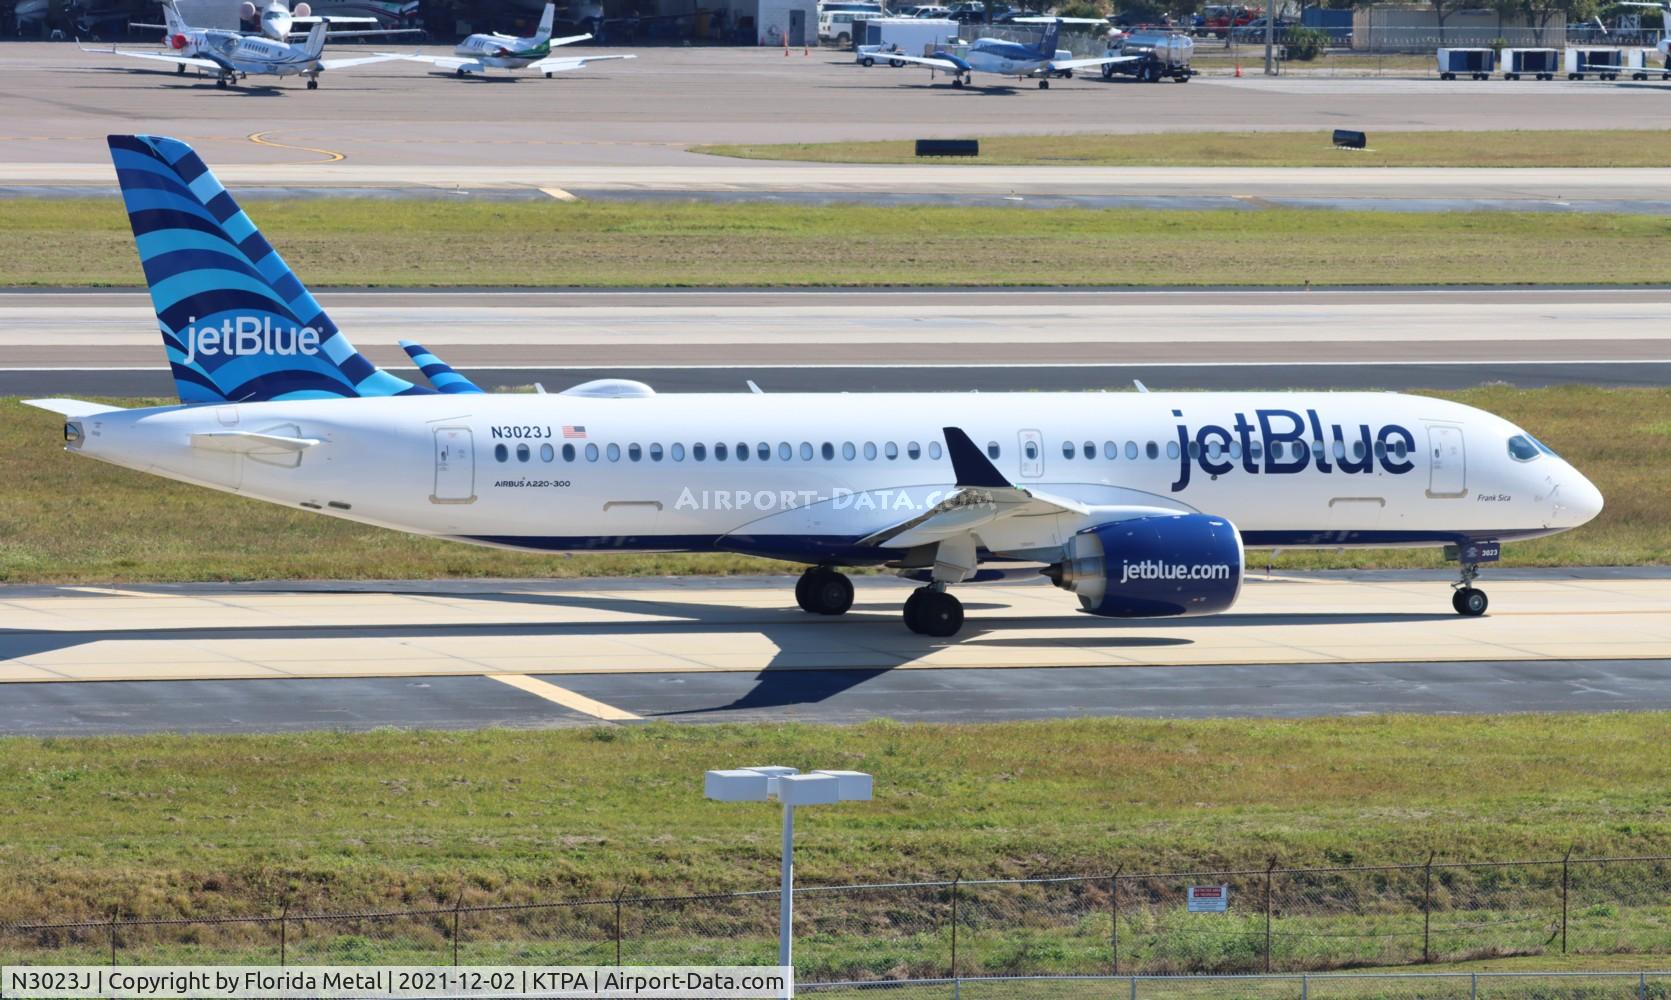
[1169,407,1416,492]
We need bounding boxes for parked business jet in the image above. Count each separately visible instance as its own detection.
[82,2,402,87]
[28,136,1604,637]
[1621,2,1671,63]
[389,2,632,77]
[870,19,1141,88]
[131,0,418,43]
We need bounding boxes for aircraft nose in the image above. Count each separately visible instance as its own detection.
[1557,471,1605,528]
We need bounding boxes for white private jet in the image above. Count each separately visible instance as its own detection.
[131,0,420,43]
[82,1,403,88]
[389,2,634,78]
[1621,2,1671,69]
[865,18,1140,88]
[30,135,1605,638]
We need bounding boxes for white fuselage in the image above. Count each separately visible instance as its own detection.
[454,32,542,68]
[185,28,322,75]
[61,391,1602,565]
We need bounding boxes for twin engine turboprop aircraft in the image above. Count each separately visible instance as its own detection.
[28,135,1606,638]
[868,19,1142,88]
[83,0,402,87]
[389,2,634,78]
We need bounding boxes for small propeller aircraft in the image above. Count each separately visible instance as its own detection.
[863,18,1143,88]
[388,2,635,78]
[81,0,404,88]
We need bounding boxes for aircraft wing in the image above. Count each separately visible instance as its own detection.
[1049,53,1141,70]
[318,51,409,68]
[286,26,422,38]
[872,51,965,71]
[290,14,379,24]
[549,32,593,46]
[387,53,484,71]
[526,52,636,73]
[857,427,1090,549]
[78,40,222,70]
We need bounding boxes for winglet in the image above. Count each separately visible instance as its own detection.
[942,426,1011,488]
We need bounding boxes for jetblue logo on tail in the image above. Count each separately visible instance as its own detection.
[181,318,322,366]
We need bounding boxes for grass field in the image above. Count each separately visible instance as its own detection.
[0,714,1667,974]
[5,198,1671,287]
[1,386,1665,584]
[694,129,1671,168]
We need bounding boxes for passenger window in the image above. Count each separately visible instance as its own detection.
[1352,441,1366,461]
[1189,441,1201,460]
[494,444,509,462]
[562,443,576,462]
[1311,441,1325,461]
[1104,441,1117,459]
[715,443,728,461]
[779,442,792,461]
[800,442,814,461]
[1507,434,1539,462]
[628,443,642,462]
[1166,441,1180,460]
[1206,441,1222,461]
[650,443,664,462]
[585,443,600,462]
[821,442,835,460]
[735,442,748,462]
[1082,441,1094,460]
[986,442,1000,460]
[1125,441,1137,460]
[886,442,899,460]
[1373,441,1386,460]
[672,443,686,461]
[842,442,856,460]
[1394,440,1409,459]
[1058,441,1071,459]
[1332,441,1345,461]
[758,442,771,461]
[540,443,554,462]
[925,441,939,460]
[693,443,707,461]
[1146,442,1159,460]
[864,442,877,460]
[1250,440,1263,460]
[605,443,620,462]
[1228,441,1241,460]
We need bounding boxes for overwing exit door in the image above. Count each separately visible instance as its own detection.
[1018,429,1043,478]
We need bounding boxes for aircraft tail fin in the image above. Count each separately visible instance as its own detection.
[400,340,484,394]
[302,18,327,57]
[1036,18,1060,57]
[106,135,431,404]
[160,0,189,36]
[534,2,555,42]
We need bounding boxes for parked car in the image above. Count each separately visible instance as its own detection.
[1197,4,1259,36]
[1229,16,1293,40]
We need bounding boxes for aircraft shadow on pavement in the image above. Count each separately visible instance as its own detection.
[3,587,1460,718]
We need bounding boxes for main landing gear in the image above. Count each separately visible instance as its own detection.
[795,566,854,616]
[306,77,318,89]
[1451,562,1488,617]
[904,584,963,637]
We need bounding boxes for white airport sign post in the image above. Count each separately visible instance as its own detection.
[704,766,873,994]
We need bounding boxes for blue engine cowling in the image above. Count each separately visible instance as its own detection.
[1046,513,1244,618]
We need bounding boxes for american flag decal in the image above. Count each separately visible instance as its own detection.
[563,425,587,439]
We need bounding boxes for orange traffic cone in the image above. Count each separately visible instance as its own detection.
[1234,61,1242,77]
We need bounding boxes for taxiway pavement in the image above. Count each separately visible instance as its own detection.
[0,571,1666,734]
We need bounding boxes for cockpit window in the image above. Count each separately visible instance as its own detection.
[1507,434,1540,462]
[1531,435,1560,458]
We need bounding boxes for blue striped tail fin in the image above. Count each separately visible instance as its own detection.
[400,339,484,394]
[107,134,432,404]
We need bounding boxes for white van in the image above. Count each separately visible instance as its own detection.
[819,9,870,44]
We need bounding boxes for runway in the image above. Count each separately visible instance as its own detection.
[3,45,1671,205]
[5,288,1669,394]
[0,570,1666,734]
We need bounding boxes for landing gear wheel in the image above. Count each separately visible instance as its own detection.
[216,74,229,87]
[951,76,964,88]
[306,78,318,89]
[906,588,964,637]
[795,568,853,616]
[1101,62,1114,78]
[545,71,554,77]
[1452,587,1488,616]
[177,63,186,75]
[1038,78,1049,88]
[456,67,467,76]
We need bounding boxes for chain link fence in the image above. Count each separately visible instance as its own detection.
[3,856,1668,983]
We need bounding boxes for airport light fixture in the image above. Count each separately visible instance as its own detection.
[704,766,873,980]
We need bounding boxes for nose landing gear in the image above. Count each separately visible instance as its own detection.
[1451,562,1488,616]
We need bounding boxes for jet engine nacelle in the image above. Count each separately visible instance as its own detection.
[292,2,311,16]
[1045,513,1243,618]
[240,1,257,17]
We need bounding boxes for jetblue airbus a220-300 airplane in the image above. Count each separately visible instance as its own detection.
[28,136,1604,638]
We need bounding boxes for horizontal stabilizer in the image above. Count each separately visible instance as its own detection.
[23,398,125,418]
[400,339,483,394]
